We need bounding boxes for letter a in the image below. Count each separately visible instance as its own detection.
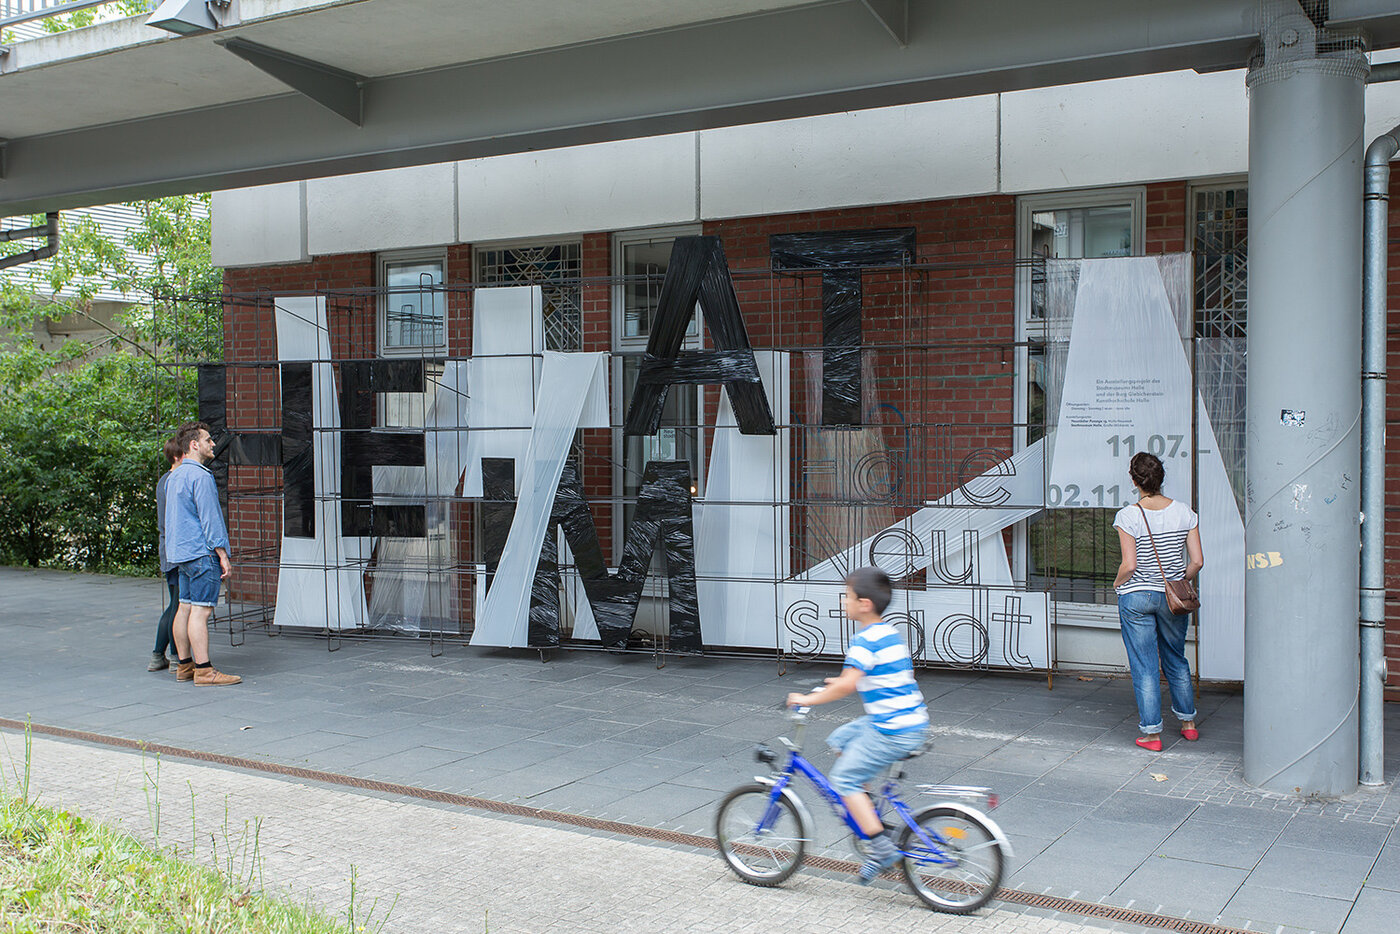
[623,236,775,436]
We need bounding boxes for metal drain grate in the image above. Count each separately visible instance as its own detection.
[2,718,1255,934]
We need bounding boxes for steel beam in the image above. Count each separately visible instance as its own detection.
[218,37,364,126]
[0,0,1320,215]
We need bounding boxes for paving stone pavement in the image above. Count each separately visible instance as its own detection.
[3,566,1400,933]
[2,733,1112,934]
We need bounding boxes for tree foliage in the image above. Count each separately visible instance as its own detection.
[0,195,220,572]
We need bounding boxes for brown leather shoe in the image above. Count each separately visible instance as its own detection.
[175,661,195,682]
[194,666,241,686]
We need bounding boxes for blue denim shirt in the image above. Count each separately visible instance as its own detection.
[164,459,229,565]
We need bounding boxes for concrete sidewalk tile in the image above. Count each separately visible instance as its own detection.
[1366,843,1400,892]
[585,754,696,792]
[1190,800,1295,830]
[1111,854,1247,917]
[1246,843,1373,900]
[1091,790,1198,828]
[1277,813,1392,856]
[980,793,1093,840]
[1221,883,1354,933]
[1154,815,1281,869]
[975,743,1076,777]
[1341,885,1400,933]
[943,767,1040,798]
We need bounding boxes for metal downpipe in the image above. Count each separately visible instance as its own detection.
[1360,127,1399,787]
[0,212,59,270]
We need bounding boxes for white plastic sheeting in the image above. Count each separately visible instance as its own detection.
[694,351,790,648]
[367,360,470,632]
[272,296,370,630]
[1045,256,1244,679]
[782,441,1050,668]
[472,352,610,648]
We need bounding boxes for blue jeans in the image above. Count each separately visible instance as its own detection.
[1117,590,1196,734]
[826,716,929,796]
[177,554,222,608]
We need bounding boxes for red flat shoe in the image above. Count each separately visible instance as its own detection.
[1180,727,1199,741]
[1135,737,1163,752]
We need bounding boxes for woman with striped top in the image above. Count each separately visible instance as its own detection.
[1112,452,1204,752]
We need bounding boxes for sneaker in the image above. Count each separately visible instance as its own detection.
[858,832,901,884]
[175,661,195,682]
[193,667,241,686]
[148,652,170,672]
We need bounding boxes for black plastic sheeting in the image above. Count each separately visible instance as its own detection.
[197,364,283,517]
[338,360,427,539]
[624,236,775,437]
[769,228,917,426]
[553,459,701,652]
[479,457,516,599]
[280,363,314,538]
[481,456,701,652]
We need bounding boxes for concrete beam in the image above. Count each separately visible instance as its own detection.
[0,0,1297,215]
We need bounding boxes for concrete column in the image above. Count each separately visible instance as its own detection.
[1243,10,1367,796]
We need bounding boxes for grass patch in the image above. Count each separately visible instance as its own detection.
[1,725,394,933]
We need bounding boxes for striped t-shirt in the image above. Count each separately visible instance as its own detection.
[844,622,929,735]
[1113,500,1198,595]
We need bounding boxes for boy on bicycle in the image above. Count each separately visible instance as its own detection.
[786,566,930,882]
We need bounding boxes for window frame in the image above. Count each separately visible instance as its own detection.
[609,224,705,564]
[376,248,448,358]
[1011,188,1146,621]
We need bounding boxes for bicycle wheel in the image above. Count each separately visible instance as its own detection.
[898,805,1005,913]
[714,783,808,885]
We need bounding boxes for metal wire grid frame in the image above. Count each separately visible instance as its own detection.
[151,256,1156,674]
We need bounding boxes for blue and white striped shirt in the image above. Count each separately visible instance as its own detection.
[844,622,929,735]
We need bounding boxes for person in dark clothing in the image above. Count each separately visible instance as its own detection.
[148,436,184,671]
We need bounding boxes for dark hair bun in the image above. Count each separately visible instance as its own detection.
[1129,452,1165,495]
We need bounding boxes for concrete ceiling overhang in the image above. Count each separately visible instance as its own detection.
[2,0,1399,216]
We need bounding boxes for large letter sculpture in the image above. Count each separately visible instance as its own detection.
[480,458,701,652]
[338,360,428,538]
[769,228,917,425]
[624,236,775,436]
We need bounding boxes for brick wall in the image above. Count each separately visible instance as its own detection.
[213,181,1400,692]
[1383,175,1400,701]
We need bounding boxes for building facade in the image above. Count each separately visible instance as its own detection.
[210,59,1400,698]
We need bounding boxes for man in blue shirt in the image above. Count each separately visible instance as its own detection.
[165,421,241,686]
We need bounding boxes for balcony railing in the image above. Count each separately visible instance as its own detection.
[1,1,147,30]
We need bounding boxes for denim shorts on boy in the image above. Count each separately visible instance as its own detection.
[176,553,221,607]
[827,716,930,796]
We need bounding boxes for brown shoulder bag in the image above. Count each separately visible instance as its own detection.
[1137,503,1200,615]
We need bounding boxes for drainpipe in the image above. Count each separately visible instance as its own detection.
[1360,126,1399,787]
[0,212,59,271]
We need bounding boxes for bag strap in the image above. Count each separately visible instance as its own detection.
[1137,503,1171,581]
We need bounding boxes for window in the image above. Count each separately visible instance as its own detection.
[612,227,704,557]
[378,251,445,354]
[474,240,583,351]
[1014,189,1145,609]
[1191,181,1248,512]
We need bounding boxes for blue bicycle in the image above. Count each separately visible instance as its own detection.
[715,701,1010,913]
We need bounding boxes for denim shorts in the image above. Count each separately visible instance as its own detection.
[827,716,929,796]
[176,554,221,608]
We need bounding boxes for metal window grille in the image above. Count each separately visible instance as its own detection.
[474,242,583,351]
[1193,185,1248,511]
